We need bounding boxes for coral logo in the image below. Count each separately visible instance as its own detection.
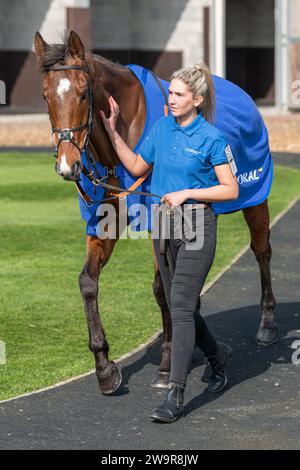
[185,147,201,155]
[237,168,263,185]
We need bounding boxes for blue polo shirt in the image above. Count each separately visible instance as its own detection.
[139,113,231,204]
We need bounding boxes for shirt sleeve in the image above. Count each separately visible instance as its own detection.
[139,123,157,165]
[209,136,238,175]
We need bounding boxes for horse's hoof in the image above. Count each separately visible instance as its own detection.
[98,363,122,395]
[256,325,280,346]
[151,371,170,388]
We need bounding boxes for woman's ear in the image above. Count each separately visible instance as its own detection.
[194,95,204,108]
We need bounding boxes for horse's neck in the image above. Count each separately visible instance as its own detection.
[89,57,146,168]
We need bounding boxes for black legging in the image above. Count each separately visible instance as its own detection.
[153,205,218,387]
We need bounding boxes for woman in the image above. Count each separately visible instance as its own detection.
[100,63,239,423]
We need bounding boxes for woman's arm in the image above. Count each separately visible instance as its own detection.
[100,96,152,177]
[187,164,239,202]
[161,164,239,207]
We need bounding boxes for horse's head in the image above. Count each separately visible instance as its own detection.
[34,31,93,181]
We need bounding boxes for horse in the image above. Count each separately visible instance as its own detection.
[34,30,278,394]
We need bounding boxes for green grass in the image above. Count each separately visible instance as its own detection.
[0,152,300,401]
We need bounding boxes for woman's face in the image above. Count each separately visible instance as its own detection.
[168,79,203,119]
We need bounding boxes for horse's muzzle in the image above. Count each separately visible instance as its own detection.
[55,160,83,181]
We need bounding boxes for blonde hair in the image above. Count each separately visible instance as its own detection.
[171,63,215,123]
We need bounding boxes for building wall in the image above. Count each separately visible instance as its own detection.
[0,0,86,109]
[91,0,211,80]
[0,0,65,51]
[225,0,275,104]
[0,0,298,110]
[226,0,274,48]
[0,0,211,108]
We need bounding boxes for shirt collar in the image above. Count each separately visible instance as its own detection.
[170,113,205,136]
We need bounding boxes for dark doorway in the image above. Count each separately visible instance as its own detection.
[226,0,275,105]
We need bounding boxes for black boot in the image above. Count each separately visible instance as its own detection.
[150,384,185,423]
[207,343,232,393]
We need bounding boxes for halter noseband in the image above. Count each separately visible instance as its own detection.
[45,65,93,157]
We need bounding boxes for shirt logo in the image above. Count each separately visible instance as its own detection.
[185,147,201,155]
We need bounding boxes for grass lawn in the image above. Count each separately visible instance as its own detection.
[0,152,299,401]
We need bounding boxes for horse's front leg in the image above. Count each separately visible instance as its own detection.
[151,244,172,388]
[243,200,279,345]
[79,235,122,394]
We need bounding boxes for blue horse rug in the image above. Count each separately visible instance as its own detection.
[212,75,273,214]
[78,64,273,236]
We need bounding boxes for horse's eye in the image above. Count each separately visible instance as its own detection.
[80,93,87,102]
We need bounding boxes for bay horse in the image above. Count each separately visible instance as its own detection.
[34,30,278,394]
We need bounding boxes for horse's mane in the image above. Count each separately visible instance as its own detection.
[38,33,125,73]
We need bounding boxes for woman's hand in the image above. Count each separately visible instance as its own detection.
[100,96,120,139]
[161,190,190,208]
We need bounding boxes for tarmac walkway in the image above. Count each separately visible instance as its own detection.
[0,191,299,450]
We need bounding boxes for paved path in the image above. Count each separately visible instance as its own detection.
[1,193,300,450]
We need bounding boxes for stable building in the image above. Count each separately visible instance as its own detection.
[0,0,299,111]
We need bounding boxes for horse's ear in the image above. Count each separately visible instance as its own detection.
[68,30,85,61]
[34,32,49,59]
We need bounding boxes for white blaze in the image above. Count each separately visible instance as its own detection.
[60,154,71,174]
[57,78,71,100]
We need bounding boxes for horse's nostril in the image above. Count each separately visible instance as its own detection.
[72,160,83,176]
